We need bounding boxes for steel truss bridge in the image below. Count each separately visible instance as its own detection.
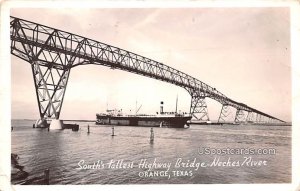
[10,16,285,124]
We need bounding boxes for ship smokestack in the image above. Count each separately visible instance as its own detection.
[160,101,164,114]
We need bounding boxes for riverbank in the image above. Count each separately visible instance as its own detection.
[11,153,49,185]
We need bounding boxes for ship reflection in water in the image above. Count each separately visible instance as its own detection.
[96,102,192,128]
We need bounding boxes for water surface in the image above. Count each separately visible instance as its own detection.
[11,119,291,184]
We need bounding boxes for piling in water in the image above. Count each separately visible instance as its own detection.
[44,169,49,185]
[112,126,115,136]
[150,127,154,143]
[87,125,90,134]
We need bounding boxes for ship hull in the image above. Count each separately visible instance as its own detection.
[96,115,191,128]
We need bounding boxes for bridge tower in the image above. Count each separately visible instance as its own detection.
[234,109,246,123]
[187,89,210,121]
[10,18,77,129]
[31,63,71,129]
[218,104,231,123]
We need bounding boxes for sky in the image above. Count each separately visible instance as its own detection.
[10,7,291,121]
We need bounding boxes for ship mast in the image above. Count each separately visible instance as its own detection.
[135,100,142,114]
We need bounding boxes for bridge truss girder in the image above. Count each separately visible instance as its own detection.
[10,16,285,123]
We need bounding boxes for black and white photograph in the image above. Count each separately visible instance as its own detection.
[0,1,299,191]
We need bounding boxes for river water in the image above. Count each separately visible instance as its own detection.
[11,119,291,184]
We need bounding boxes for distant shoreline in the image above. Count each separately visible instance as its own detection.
[63,119,95,122]
[12,119,95,122]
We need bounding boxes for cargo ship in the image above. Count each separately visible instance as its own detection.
[96,102,192,128]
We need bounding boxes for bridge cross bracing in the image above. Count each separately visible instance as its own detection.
[10,16,285,124]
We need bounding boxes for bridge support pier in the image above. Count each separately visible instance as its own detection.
[246,112,254,123]
[256,114,262,123]
[34,118,49,128]
[234,109,246,123]
[189,94,210,121]
[11,19,77,123]
[49,119,63,130]
[31,62,71,121]
[218,104,231,123]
